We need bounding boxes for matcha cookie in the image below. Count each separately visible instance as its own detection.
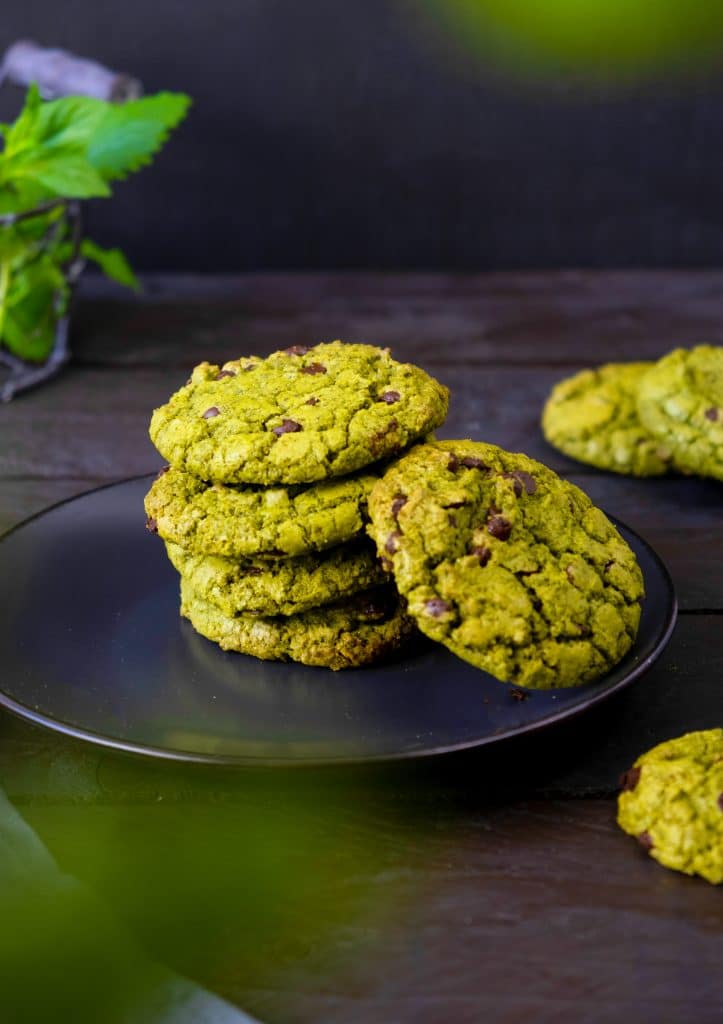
[367,440,644,689]
[618,729,723,885]
[145,465,378,558]
[149,341,449,485]
[542,362,674,476]
[637,345,723,481]
[166,538,386,616]
[180,580,414,670]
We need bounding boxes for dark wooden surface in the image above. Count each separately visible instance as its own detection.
[1,272,721,1023]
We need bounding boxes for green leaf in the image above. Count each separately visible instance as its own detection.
[2,147,110,199]
[0,230,31,263]
[1,83,43,157]
[86,92,191,181]
[0,180,54,214]
[27,152,110,198]
[1,88,107,161]
[1,262,66,362]
[32,95,106,153]
[80,239,140,291]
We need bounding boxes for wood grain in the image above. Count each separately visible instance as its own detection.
[73,270,723,367]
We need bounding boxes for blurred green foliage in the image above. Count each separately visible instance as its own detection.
[421,0,723,82]
[3,770,397,1022]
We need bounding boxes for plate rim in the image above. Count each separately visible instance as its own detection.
[0,474,678,767]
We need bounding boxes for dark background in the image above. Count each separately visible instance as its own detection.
[2,0,723,272]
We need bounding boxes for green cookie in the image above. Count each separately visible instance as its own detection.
[637,345,723,481]
[618,729,723,885]
[149,341,449,485]
[367,440,643,689]
[180,580,414,670]
[166,538,386,616]
[542,362,674,476]
[145,465,378,558]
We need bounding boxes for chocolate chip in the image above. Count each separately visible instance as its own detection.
[369,419,399,456]
[202,406,220,419]
[516,471,537,494]
[637,831,654,851]
[705,407,719,421]
[470,544,491,566]
[487,515,512,541]
[447,454,460,472]
[380,556,394,572]
[156,466,170,479]
[145,517,158,534]
[619,766,641,792]
[501,473,524,497]
[460,456,488,470]
[385,531,402,554]
[502,471,537,496]
[301,362,327,375]
[215,369,236,380]
[305,396,320,406]
[272,418,303,436]
[509,688,529,701]
[718,793,723,811]
[425,598,452,617]
[391,495,407,517]
[284,345,310,356]
[378,390,400,404]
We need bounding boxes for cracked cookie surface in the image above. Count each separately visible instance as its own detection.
[180,580,414,670]
[149,341,449,485]
[542,362,674,476]
[145,465,378,558]
[166,538,386,616]
[618,729,723,885]
[367,440,644,689]
[637,345,723,481]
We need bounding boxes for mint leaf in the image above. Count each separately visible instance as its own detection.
[86,92,191,181]
[0,180,54,215]
[80,239,140,290]
[2,261,66,362]
[1,83,43,157]
[1,147,110,198]
[32,95,106,154]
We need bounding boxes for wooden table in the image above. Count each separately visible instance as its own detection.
[1,272,722,1023]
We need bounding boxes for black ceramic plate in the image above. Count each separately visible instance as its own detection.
[0,477,676,765]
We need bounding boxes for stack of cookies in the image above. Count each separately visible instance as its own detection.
[542,344,723,479]
[144,341,449,670]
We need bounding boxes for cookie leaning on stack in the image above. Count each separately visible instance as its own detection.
[145,341,449,669]
[365,439,644,689]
